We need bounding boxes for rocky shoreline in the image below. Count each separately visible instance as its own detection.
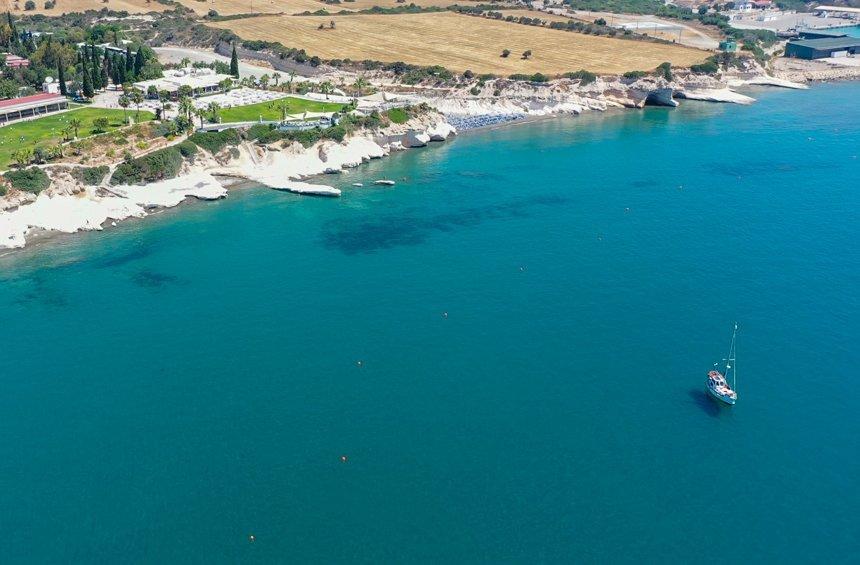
[0,62,840,251]
[0,113,458,250]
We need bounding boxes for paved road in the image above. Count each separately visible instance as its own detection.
[154,46,316,81]
[549,9,720,50]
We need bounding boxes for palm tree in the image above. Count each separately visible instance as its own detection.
[158,89,170,117]
[259,74,270,89]
[276,100,291,122]
[287,70,296,93]
[319,81,333,100]
[118,94,130,122]
[68,118,82,139]
[180,57,191,68]
[178,96,194,120]
[130,89,144,120]
[206,101,221,123]
[194,107,206,128]
[352,76,368,97]
[272,72,281,87]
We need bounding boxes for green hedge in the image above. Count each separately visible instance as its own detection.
[177,140,198,157]
[386,108,409,124]
[110,146,184,185]
[563,70,597,85]
[690,59,719,75]
[623,70,648,79]
[247,124,349,148]
[188,129,241,154]
[3,167,50,194]
[71,166,110,186]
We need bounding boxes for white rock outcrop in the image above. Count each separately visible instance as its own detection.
[426,122,457,141]
[403,130,431,148]
[675,88,755,105]
[0,171,224,249]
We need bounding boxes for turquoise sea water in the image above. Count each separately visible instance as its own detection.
[1,83,858,563]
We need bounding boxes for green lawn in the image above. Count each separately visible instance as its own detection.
[0,107,153,168]
[216,96,344,123]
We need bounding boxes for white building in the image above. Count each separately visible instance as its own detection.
[134,68,235,99]
[42,76,60,94]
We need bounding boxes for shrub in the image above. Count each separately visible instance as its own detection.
[93,117,110,134]
[71,166,109,186]
[4,167,50,194]
[188,128,241,154]
[501,49,510,58]
[386,108,409,124]
[24,0,36,10]
[623,70,648,79]
[177,140,198,157]
[690,60,719,75]
[563,70,597,85]
[246,124,274,141]
[110,146,183,185]
[655,62,673,81]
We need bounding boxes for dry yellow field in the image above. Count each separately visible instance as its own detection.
[175,0,467,16]
[208,12,708,74]
[0,0,168,14]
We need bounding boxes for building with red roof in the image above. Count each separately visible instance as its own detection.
[2,54,30,68]
[0,93,68,125]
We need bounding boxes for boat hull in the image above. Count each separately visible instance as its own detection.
[707,386,736,405]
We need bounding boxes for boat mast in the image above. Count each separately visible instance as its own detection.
[726,323,738,391]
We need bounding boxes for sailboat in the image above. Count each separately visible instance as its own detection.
[707,323,738,405]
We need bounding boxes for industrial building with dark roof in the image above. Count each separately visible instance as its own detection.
[784,37,860,60]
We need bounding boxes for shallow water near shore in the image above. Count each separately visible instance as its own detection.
[1,82,858,563]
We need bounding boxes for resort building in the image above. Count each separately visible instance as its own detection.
[133,68,234,99]
[0,92,68,125]
[785,37,860,59]
[2,54,30,68]
[76,40,136,58]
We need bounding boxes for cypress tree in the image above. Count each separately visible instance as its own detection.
[230,44,239,78]
[112,65,121,89]
[100,57,109,90]
[58,59,67,96]
[91,63,100,92]
[82,60,94,98]
[125,45,133,75]
[7,13,18,48]
[134,48,145,78]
